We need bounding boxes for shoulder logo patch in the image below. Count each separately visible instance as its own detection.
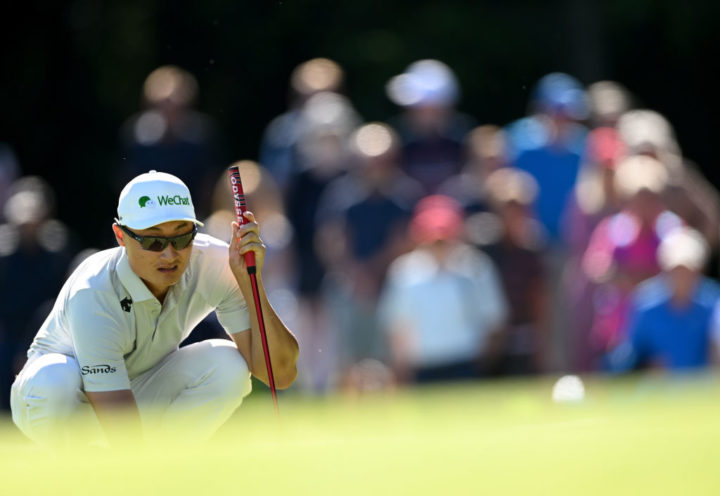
[120,297,133,312]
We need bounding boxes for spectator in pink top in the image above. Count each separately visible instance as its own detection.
[582,155,683,366]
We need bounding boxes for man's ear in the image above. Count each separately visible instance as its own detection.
[112,224,125,247]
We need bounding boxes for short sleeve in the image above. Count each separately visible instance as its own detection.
[67,289,132,392]
[210,259,251,335]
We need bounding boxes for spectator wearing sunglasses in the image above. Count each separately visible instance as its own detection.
[10,170,299,447]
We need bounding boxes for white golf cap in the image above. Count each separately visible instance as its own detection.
[386,59,459,107]
[657,226,708,272]
[116,170,203,230]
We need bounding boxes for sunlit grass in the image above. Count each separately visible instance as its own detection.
[2,374,719,495]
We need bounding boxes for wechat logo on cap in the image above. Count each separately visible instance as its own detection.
[138,196,156,208]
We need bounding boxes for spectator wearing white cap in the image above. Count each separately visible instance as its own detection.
[609,227,720,372]
[386,59,476,195]
[582,155,683,363]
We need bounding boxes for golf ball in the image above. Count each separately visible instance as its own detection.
[552,374,585,403]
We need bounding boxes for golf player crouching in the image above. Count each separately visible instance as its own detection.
[10,171,299,446]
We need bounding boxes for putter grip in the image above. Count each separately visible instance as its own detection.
[227,165,257,271]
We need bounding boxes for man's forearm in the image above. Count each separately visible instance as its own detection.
[85,389,143,445]
[237,274,299,389]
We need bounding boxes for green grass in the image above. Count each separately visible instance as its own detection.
[2,374,719,495]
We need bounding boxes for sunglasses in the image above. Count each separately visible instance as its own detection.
[118,224,197,252]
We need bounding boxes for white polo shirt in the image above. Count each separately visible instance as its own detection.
[379,243,508,368]
[28,233,250,392]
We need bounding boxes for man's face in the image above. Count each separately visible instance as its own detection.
[113,220,194,300]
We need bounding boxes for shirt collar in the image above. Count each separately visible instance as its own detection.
[116,250,157,303]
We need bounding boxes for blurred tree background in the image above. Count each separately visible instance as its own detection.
[1,0,719,246]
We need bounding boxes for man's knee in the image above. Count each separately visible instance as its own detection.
[11,354,87,445]
[196,340,251,398]
[210,340,252,398]
[16,355,83,413]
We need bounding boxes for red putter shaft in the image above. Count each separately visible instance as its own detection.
[228,165,278,413]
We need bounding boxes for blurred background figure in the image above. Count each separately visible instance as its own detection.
[378,195,507,384]
[562,126,627,371]
[285,91,362,393]
[617,109,720,262]
[565,107,720,371]
[609,227,720,372]
[472,168,550,376]
[563,80,634,331]
[386,59,476,195]
[505,71,589,372]
[506,72,589,244]
[586,80,634,129]
[438,124,509,215]
[259,57,345,194]
[0,176,77,410]
[316,122,424,389]
[582,155,682,368]
[118,65,225,220]
[0,144,21,223]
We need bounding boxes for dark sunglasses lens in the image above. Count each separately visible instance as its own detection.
[171,232,195,250]
[143,238,168,252]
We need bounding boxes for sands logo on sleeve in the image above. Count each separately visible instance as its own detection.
[81,364,117,375]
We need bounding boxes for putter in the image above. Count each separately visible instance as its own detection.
[228,165,279,413]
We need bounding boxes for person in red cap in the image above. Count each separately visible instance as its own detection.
[378,195,508,384]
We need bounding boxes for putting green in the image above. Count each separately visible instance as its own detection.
[1,374,718,495]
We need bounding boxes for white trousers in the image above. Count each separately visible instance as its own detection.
[10,339,251,446]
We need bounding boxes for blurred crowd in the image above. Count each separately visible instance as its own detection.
[2,58,720,407]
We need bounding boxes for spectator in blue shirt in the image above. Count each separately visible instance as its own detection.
[610,227,720,372]
[505,72,589,244]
